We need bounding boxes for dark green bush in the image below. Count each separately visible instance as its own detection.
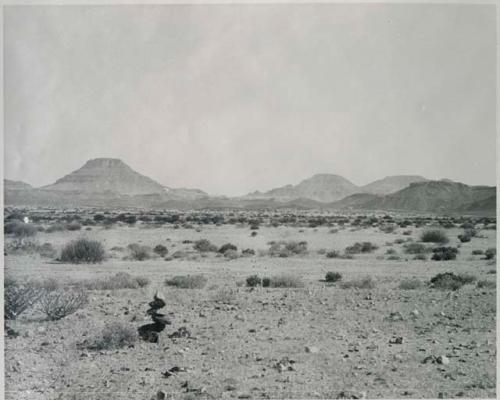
[165,275,207,289]
[218,243,237,254]
[193,239,218,253]
[431,246,458,261]
[485,248,496,260]
[345,242,378,255]
[430,272,476,291]
[153,244,168,257]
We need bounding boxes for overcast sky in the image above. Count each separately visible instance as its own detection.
[4,4,496,196]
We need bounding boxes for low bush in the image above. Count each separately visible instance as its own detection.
[153,244,168,257]
[90,322,137,350]
[326,250,340,259]
[224,249,239,260]
[46,223,65,233]
[193,239,218,253]
[262,277,271,287]
[82,272,150,290]
[242,248,255,256]
[39,289,88,320]
[431,246,458,261]
[399,278,423,290]
[5,240,57,258]
[345,242,378,255]
[127,243,151,261]
[66,221,82,231]
[341,276,375,289]
[477,280,496,289]
[403,242,430,255]
[268,241,308,257]
[246,275,262,287]
[485,248,496,260]
[60,239,105,263]
[325,271,342,283]
[429,272,476,291]
[165,275,207,289]
[471,249,484,255]
[211,286,236,303]
[4,280,44,320]
[413,253,427,261]
[420,229,449,244]
[5,221,38,238]
[266,275,304,288]
[218,243,237,254]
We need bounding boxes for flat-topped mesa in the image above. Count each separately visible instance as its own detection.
[138,292,171,343]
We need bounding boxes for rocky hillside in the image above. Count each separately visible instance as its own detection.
[360,175,428,195]
[41,158,166,195]
[4,179,33,191]
[244,174,359,203]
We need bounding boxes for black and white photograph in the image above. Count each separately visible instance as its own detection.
[2,2,497,399]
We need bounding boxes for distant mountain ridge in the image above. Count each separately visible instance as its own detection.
[4,159,495,215]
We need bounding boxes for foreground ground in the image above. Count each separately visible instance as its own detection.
[4,221,497,399]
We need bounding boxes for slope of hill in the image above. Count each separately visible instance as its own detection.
[244,174,359,203]
[360,181,495,214]
[360,175,428,195]
[4,179,33,191]
[41,158,165,195]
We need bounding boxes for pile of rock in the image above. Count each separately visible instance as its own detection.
[138,292,171,343]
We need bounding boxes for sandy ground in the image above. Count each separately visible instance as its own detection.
[4,223,497,399]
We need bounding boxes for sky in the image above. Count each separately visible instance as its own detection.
[4,3,497,196]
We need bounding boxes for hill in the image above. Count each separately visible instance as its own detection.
[360,175,428,195]
[41,158,166,195]
[4,179,33,191]
[243,174,358,203]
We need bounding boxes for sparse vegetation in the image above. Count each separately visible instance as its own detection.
[345,242,378,255]
[246,275,262,287]
[60,239,106,263]
[477,280,496,289]
[341,276,375,289]
[128,243,151,261]
[420,229,449,244]
[39,289,88,320]
[431,246,458,261]
[4,279,44,320]
[399,278,423,290]
[66,221,82,231]
[429,272,476,291]
[165,275,208,289]
[153,244,168,257]
[81,272,150,290]
[485,248,496,260]
[193,239,218,253]
[268,241,308,257]
[265,275,304,288]
[325,271,342,283]
[90,322,138,350]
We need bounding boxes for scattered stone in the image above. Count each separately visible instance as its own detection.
[169,327,191,339]
[154,390,166,400]
[437,355,450,365]
[389,336,404,345]
[305,346,320,354]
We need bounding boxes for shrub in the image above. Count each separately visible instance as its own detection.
[153,244,168,257]
[430,272,476,291]
[4,280,44,320]
[266,275,304,288]
[431,246,458,261]
[127,243,151,261]
[345,242,378,255]
[246,275,262,287]
[262,277,271,287]
[325,271,342,283]
[66,221,82,231]
[242,248,255,256]
[420,230,449,244]
[326,250,340,259]
[471,249,484,255]
[211,286,236,303]
[485,248,496,260]
[268,241,308,257]
[171,250,188,259]
[399,278,423,290]
[5,240,57,258]
[224,249,239,260]
[403,242,429,255]
[218,243,237,254]
[5,221,38,238]
[251,231,258,237]
[165,275,207,289]
[193,239,218,253]
[385,249,397,255]
[477,280,496,289]
[39,289,88,320]
[341,277,375,289]
[60,239,105,263]
[413,253,427,261]
[91,322,137,350]
[46,223,65,233]
[82,272,150,290]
